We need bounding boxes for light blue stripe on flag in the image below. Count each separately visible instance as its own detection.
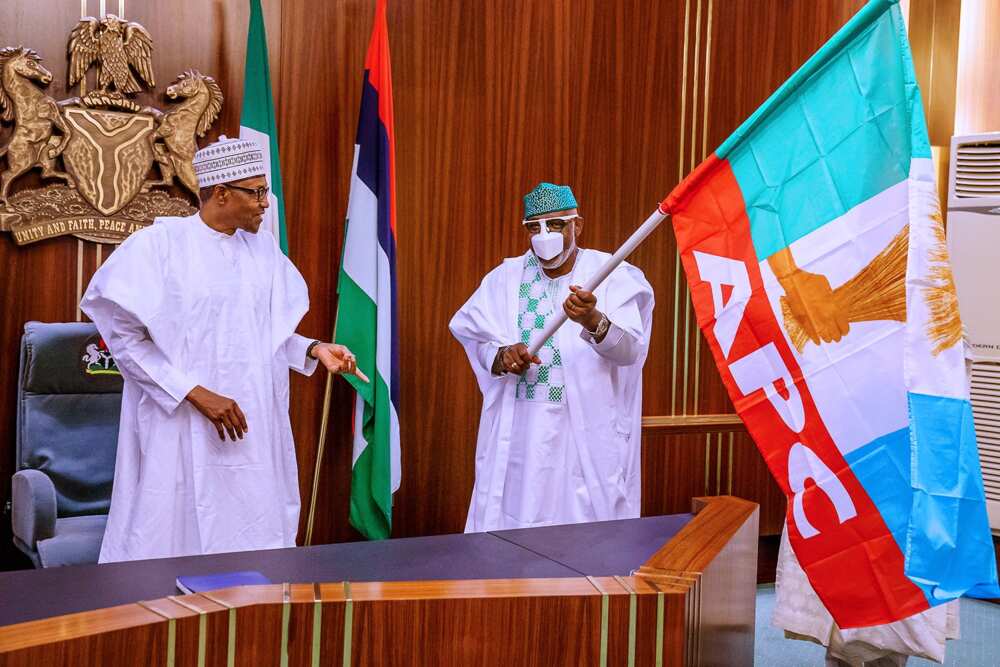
[906,393,1000,600]
[843,428,911,548]
[846,397,1000,602]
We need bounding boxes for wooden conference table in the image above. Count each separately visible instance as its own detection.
[0,496,758,666]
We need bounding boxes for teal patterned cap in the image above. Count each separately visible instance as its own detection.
[523,182,578,219]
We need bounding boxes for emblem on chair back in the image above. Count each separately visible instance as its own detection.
[0,17,223,246]
[80,333,120,376]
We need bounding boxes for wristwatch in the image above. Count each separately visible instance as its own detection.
[306,340,322,360]
[585,313,610,343]
[493,345,511,376]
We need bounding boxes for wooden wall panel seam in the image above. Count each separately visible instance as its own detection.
[672,0,692,418]
[727,432,734,496]
[715,432,723,496]
[672,252,682,416]
[703,433,710,495]
[692,0,715,414]
[74,241,83,321]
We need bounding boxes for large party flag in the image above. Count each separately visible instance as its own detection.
[239,0,288,253]
[333,0,401,540]
[662,0,999,628]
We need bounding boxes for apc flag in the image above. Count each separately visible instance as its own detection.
[239,0,288,253]
[663,0,999,628]
[333,0,401,540]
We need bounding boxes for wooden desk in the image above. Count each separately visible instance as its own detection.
[0,496,758,666]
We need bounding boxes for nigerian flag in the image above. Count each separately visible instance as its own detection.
[239,0,287,253]
[334,0,400,540]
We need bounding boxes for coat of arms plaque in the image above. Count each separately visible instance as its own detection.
[0,15,223,245]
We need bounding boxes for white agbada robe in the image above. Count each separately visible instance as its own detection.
[81,213,317,563]
[450,248,654,532]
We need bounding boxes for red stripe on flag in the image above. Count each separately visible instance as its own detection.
[365,0,397,238]
[671,155,928,628]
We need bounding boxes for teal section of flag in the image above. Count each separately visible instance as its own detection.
[723,0,926,261]
[240,0,288,254]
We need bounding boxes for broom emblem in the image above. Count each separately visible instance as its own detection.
[778,212,961,356]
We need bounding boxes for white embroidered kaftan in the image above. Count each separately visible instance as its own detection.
[450,249,654,531]
[81,213,317,562]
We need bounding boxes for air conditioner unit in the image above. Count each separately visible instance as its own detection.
[945,131,1000,534]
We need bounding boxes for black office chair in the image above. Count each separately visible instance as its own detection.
[10,322,122,567]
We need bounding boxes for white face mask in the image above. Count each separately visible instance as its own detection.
[531,226,564,260]
[532,220,577,269]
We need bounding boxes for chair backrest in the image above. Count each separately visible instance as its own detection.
[16,322,123,517]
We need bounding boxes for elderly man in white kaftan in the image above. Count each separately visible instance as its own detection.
[450,183,654,531]
[82,137,360,563]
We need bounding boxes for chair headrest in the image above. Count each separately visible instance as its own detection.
[21,322,123,395]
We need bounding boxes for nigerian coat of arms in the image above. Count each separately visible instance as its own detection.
[0,15,223,245]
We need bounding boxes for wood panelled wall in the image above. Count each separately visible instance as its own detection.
[0,0,867,565]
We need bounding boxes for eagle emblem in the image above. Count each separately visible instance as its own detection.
[68,15,155,110]
[0,17,222,245]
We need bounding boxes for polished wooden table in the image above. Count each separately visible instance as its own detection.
[0,496,758,666]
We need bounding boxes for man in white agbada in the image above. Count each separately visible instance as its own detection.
[82,137,362,563]
[450,182,654,531]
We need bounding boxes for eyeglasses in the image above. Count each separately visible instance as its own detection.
[226,184,270,202]
[521,214,579,234]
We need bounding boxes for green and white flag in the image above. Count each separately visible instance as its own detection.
[239,0,287,253]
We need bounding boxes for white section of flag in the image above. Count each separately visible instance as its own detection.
[342,147,378,302]
[341,144,401,494]
[239,125,279,242]
[759,178,911,456]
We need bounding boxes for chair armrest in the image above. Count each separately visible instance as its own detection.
[11,469,57,548]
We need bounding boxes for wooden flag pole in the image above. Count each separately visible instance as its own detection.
[305,299,370,545]
[304,367,335,546]
[526,205,671,356]
[305,304,342,546]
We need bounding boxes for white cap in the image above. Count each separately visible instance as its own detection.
[192,135,267,188]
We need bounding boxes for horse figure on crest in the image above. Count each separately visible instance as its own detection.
[0,47,73,205]
[144,69,223,197]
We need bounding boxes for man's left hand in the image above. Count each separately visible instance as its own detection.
[564,285,602,331]
[310,343,369,382]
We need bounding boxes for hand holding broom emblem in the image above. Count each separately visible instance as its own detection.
[769,227,908,352]
[769,216,960,356]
